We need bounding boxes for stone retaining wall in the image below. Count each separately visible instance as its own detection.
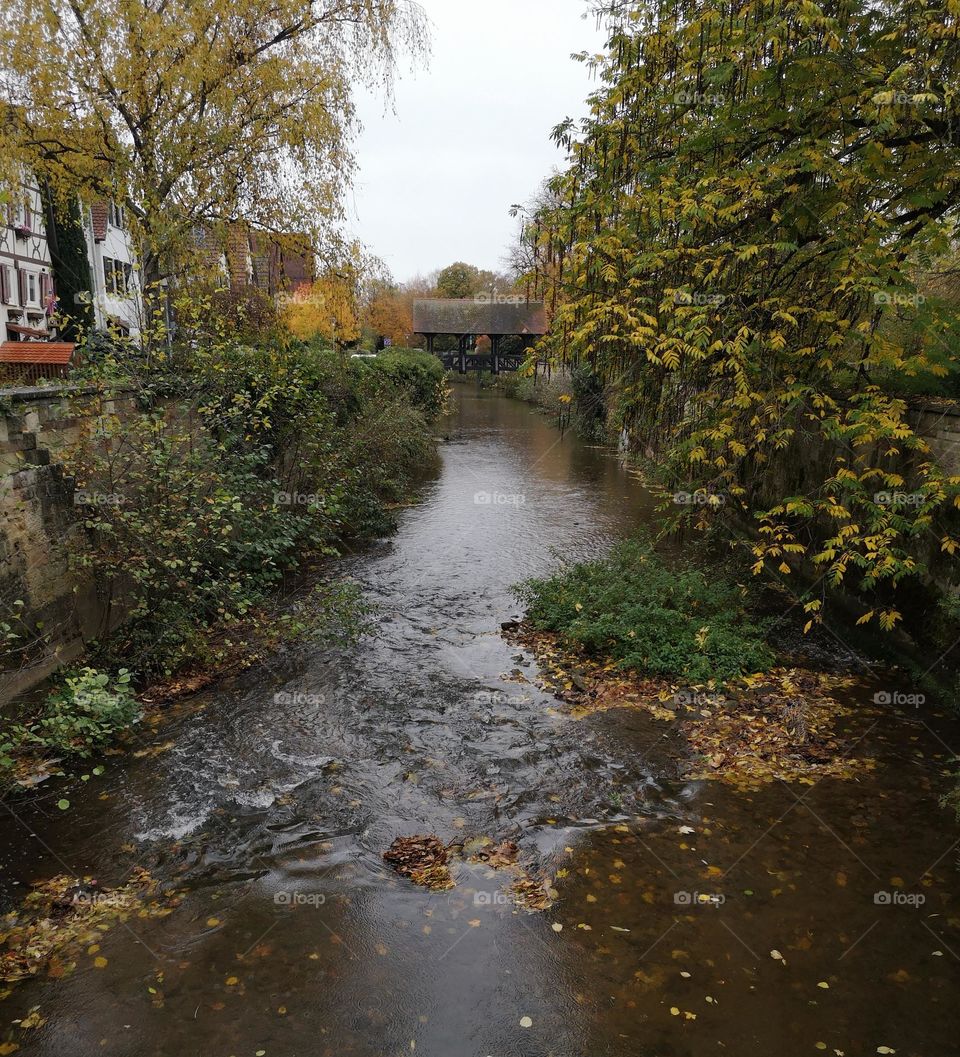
[0,386,136,705]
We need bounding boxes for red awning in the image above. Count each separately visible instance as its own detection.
[0,341,76,364]
[6,322,51,338]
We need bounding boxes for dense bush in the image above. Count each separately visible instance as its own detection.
[63,341,443,679]
[1,668,138,769]
[361,347,447,420]
[516,538,774,685]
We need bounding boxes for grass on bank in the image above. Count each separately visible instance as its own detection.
[516,537,775,686]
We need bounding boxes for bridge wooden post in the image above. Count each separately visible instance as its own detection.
[457,334,467,375]
[491,334,500,375]
[426,334,435,356]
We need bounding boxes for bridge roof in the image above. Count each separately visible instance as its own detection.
[413,299,546,336]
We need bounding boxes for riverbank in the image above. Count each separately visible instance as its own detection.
[509,536,886,789]
[1,344,447,787]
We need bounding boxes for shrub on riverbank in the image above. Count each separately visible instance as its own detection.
[362,348,447,420]
[61,342,443,681]
[1,669,138,772]
[516,538,774,685]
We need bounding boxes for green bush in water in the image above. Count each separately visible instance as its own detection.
[516,538,775,685]
[3,668,139,767]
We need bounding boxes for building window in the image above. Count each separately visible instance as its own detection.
[26,271,39,307]
[108,201,125,229]
[0,264,16,305]
[102,256,130,296]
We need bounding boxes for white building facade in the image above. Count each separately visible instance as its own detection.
[1,173,57,342]
[83,199,143,340]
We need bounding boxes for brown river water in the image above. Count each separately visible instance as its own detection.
[1,388,959,1057]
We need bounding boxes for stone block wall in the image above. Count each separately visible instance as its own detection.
[0,385,136,705]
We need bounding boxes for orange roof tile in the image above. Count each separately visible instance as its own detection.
[0,341,76,364]
[90,201,108,241]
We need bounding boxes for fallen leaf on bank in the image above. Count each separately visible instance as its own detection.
[770,949,786,964]
[0,869,172,991]
[519,1016,533,1028]
[510,628,872,786]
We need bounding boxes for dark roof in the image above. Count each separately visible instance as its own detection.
[413,299,546,336]
[0,341,76,364]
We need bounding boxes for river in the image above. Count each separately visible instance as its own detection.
[1,387,959,1056]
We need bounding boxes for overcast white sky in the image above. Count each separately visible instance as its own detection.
[347,0,605,284]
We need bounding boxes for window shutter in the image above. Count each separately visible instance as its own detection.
[18,269,26,307]
[0,266,7,304]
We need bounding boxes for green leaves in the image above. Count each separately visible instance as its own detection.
[522,0,960,623]
[516,538,774,685]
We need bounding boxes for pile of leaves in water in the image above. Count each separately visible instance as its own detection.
[509,624,875,790]
[383,835,555,910]
[0,868,180,994]
[383,835,455,891]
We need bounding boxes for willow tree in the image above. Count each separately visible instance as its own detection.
[529,0,960,629]
[0,0,427,343]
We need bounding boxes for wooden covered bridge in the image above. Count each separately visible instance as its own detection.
[413,299,546,373]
